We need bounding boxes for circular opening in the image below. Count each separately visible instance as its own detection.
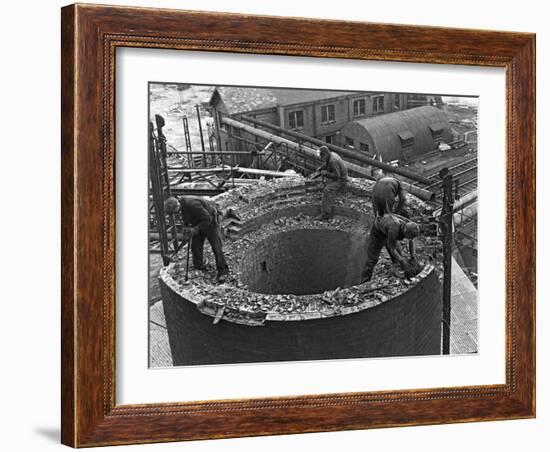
[239,229,368,296]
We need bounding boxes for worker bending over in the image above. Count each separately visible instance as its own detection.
[311,146,349,220]
[362,213,422,282]
[164,196,229,283]
[371,170,409,218]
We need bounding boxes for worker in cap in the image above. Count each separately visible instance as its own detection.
[361,213,422,282]
[371,170,410,219]
[311,145,349,220]
[164,195,230,283]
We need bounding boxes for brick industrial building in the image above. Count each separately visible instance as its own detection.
[208,87,444,162]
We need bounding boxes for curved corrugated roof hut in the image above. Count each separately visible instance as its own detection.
[340,106,453,162]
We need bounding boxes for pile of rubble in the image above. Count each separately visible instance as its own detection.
[162,176,441,324]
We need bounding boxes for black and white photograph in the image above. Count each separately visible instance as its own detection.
[148,83,479,367]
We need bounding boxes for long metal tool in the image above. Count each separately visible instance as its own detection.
[185,237,191,282]
[196,105,207,167]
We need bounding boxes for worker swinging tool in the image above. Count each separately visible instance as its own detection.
[164,196,239,283]
[310,146,349,221]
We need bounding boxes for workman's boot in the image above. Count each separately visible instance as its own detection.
[216,269,229,283]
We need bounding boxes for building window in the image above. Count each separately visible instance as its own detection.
[288,110,304,129]
[373,95,384,113]
[353,99,366,117]
[345,137,355,148]
[320,104,335,124]
[325,135,334,144]
[398,131,414,154]
[359,142,369,153]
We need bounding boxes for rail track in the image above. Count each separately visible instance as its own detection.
[420,156,478,199]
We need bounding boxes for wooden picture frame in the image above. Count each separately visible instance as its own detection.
[61,3,535,447]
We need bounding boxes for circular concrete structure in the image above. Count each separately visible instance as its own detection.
[160,176,442,365]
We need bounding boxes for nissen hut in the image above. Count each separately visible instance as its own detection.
[340,106,453,162]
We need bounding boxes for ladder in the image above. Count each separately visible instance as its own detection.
[182,115,203,168]
[149,114,182,265]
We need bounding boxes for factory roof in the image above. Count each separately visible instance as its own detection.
[352,106,448,139]
[209,87,360,114]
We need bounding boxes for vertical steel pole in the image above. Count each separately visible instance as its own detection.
[207,123,215,153]
[149,122,170,266]
[440,167,454,354]
[196,104,207,167]
[182,116,193,168]
[213,108,224,166]
[155,115,179,255]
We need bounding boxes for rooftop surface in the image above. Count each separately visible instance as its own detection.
[211,87,361,114]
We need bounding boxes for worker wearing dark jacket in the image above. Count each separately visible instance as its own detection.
[362,213,421,282]
[371,173,409,218]
[312,146,349,220]
[164,196,229,282]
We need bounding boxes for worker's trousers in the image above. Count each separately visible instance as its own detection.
[191,224,229,274]
[361,224,387,282]
[373,198,411,219]
[321,180,347,215]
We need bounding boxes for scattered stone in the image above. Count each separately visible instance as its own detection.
[163,176,441,321]
[212,306,225,324]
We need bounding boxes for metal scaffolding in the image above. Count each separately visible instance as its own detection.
[149,115,184,265]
